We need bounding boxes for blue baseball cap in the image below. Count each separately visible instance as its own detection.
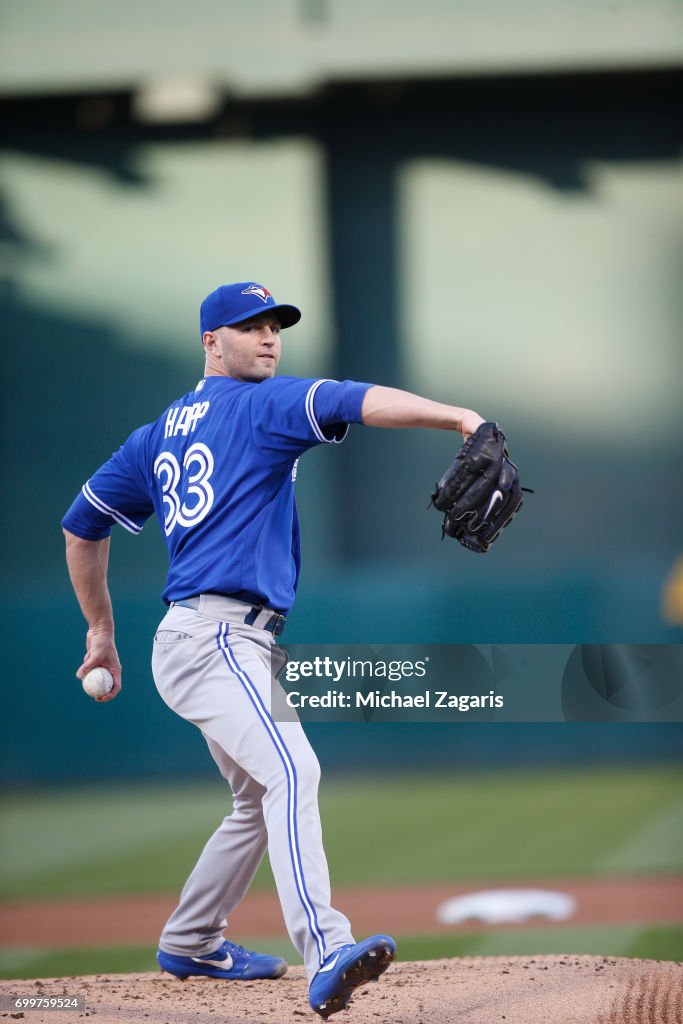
[200,282,301,337]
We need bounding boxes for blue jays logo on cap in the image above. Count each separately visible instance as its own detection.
[241,284,272,303]
[200,281,302,339]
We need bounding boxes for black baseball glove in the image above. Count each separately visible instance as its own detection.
[430,422,526,553]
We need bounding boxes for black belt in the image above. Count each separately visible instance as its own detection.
[170,594,287,637]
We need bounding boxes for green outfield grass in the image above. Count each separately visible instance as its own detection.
[1,925,682,981]
[1,765,682,901]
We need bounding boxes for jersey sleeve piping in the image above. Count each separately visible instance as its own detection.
[82,481,144,535]
[305,379,350,445]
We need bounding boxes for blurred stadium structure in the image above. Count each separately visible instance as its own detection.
[1,1,682,782]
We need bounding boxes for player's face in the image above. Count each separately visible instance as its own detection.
[213,314,282,382]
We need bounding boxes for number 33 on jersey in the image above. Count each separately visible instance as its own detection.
[154,444,215,535]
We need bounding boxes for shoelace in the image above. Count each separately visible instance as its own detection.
[222,942,249,958]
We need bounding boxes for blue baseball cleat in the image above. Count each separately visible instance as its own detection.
[309,934,396,1018]
[157,939,288,981]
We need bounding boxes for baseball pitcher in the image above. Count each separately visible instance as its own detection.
[62,281,524,1017]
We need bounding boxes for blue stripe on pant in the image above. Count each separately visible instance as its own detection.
[215,622,326,966]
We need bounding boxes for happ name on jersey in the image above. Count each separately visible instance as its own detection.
[164,401,210,439]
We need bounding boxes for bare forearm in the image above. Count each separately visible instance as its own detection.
[63,530,114,631]
[63,529,122,696]
[361,386,485,438]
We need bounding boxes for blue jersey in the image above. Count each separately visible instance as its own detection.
[62,376,372,612]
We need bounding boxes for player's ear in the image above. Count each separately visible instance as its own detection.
[203,330,220,355]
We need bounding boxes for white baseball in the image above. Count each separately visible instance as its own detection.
[82,667,114,699]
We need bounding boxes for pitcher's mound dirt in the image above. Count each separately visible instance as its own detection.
[2,956,682,1024]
